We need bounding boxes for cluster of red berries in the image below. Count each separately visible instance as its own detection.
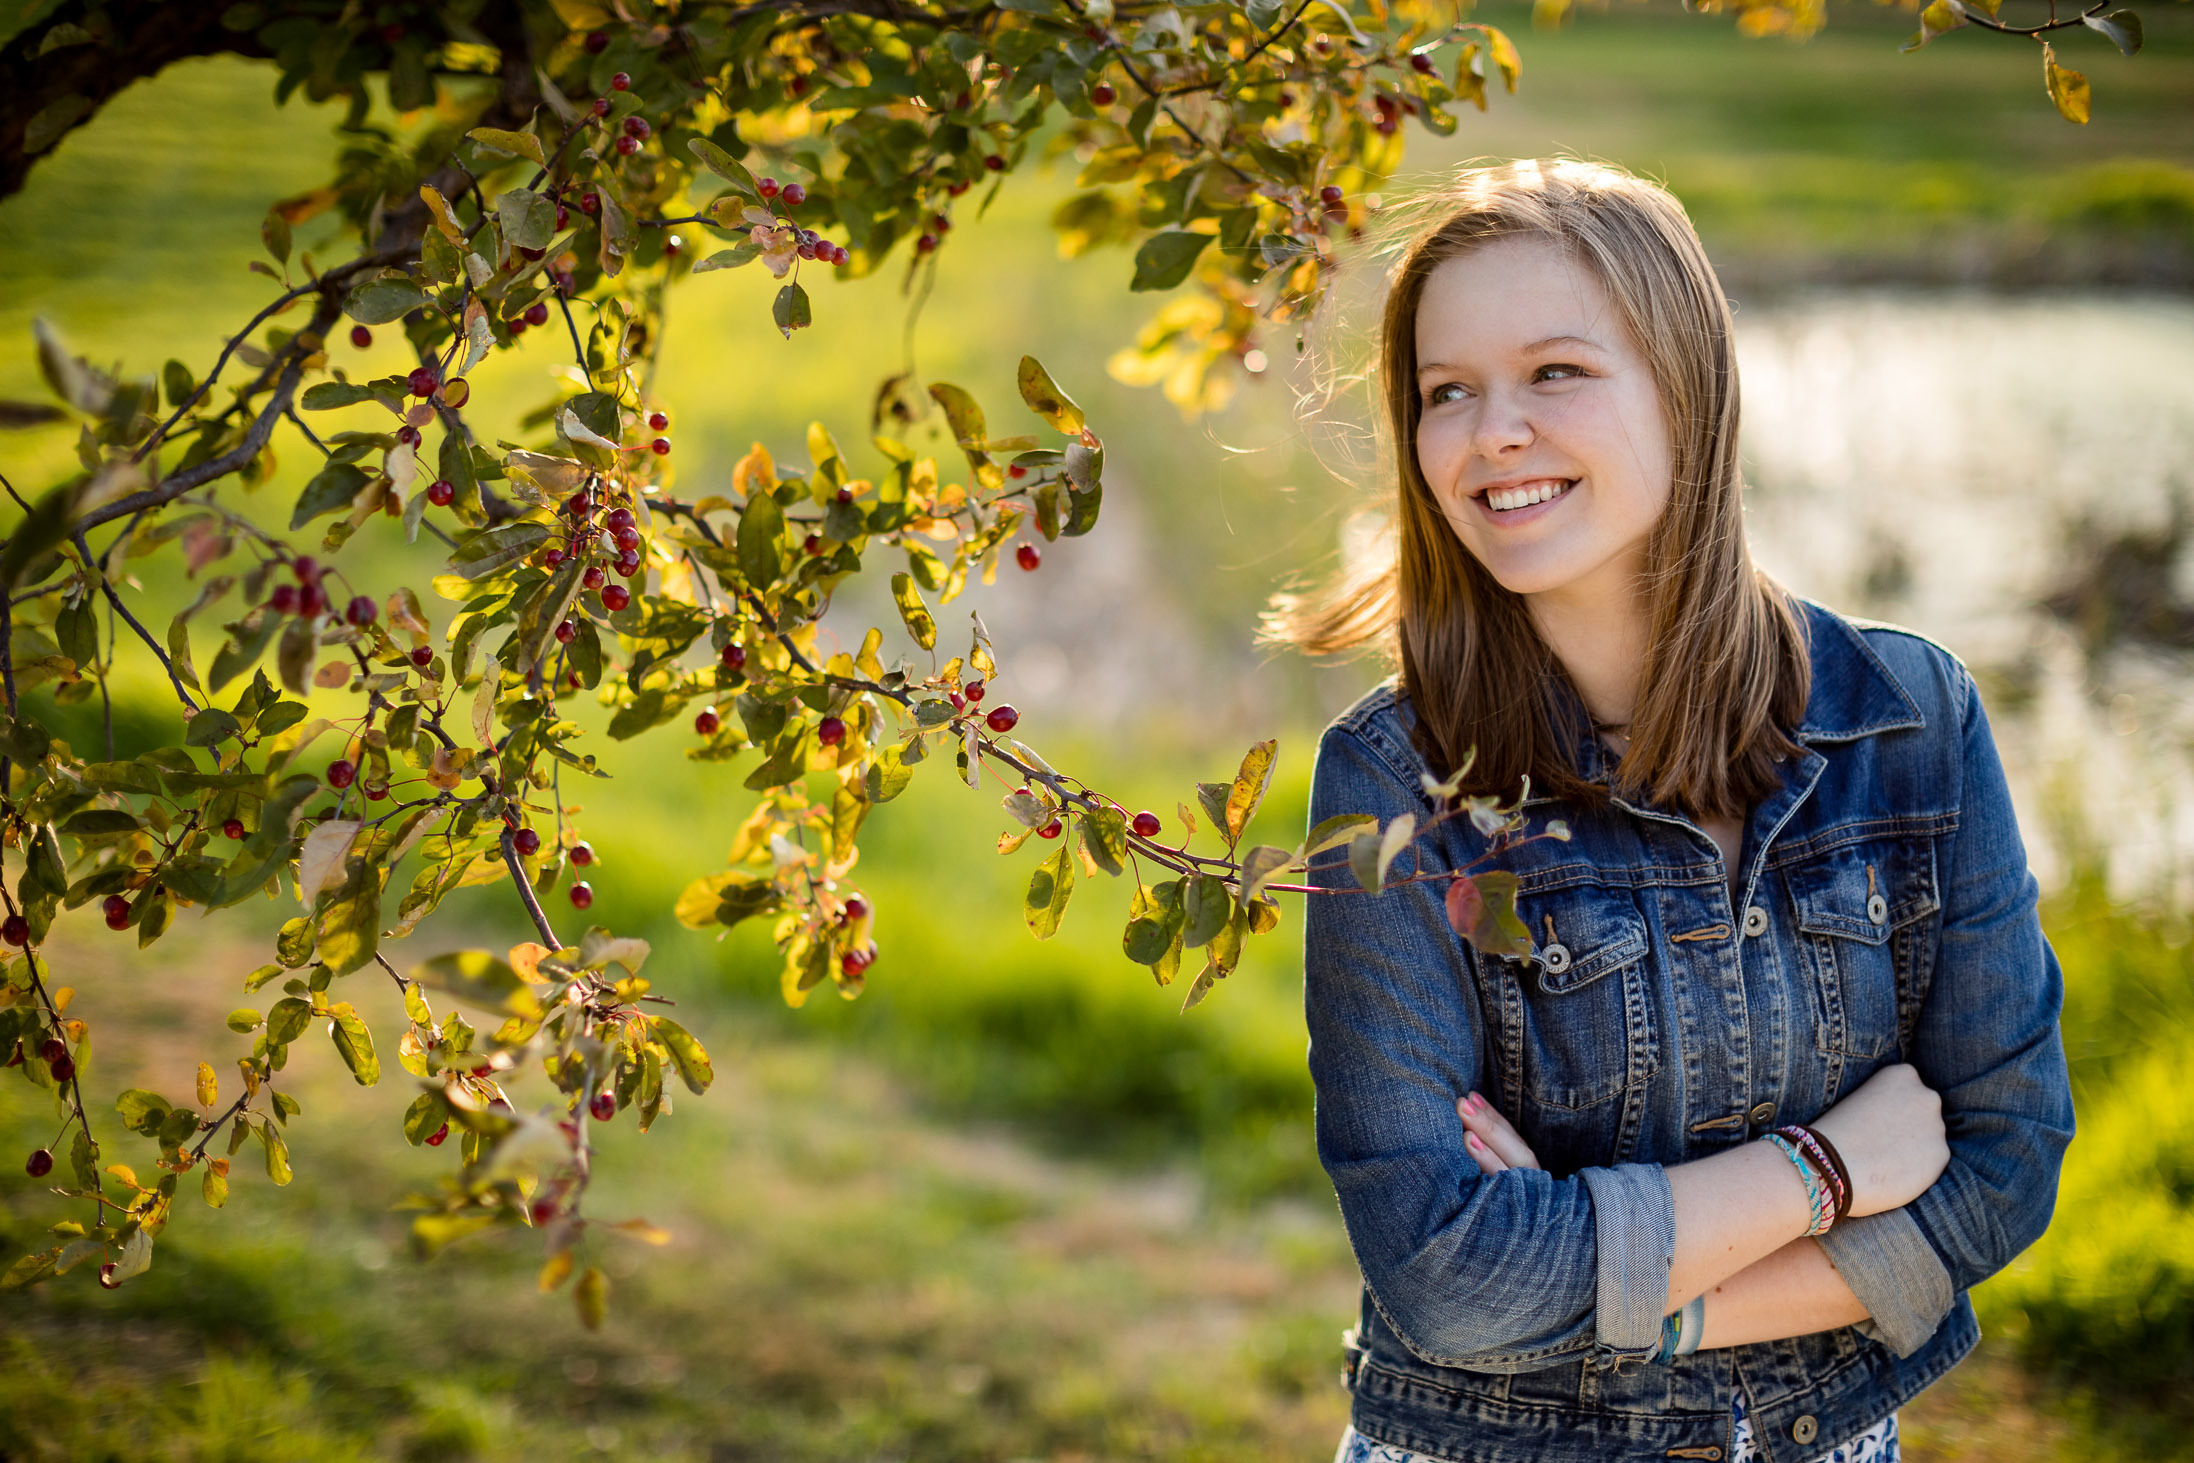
[539,488,649,649]
[265,555,373,626]
[15,1034,75,1084]
[1320,184,1347,223]
[753,179,848,266]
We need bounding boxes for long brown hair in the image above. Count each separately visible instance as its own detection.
[1265,159,1810,820]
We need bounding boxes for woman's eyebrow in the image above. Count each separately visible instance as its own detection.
[1416,335,1607,376]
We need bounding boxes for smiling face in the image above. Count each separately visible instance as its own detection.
[1411,235,1674,612]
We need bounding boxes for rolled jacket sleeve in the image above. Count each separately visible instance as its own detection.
[1822,666,2075,1357]
[1305,723,1676,1372]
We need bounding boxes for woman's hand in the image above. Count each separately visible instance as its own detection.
[1458,1090,1542,1174]
[1809,1063,1950,1217]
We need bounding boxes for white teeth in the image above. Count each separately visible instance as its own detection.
[1486,480,1571,512]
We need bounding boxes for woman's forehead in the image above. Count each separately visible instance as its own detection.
[1414,239,1620,357]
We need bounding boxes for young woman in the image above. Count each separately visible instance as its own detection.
[1271,160,2074,1462]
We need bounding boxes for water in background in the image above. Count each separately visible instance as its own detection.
[1736,292,2194,907]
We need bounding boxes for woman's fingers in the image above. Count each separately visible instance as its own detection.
[1465,1130,1507,1174]
[1458,1091,1543,1171]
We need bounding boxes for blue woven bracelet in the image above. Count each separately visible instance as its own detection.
[1763,1132,1833,1236]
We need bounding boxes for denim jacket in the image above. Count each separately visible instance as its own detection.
[1303,601,2075,1463]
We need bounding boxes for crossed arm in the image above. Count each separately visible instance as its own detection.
[1458,1092,1870,1349]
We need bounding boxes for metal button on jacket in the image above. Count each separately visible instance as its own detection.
[1743,905,1769,938]
[1749,1101,1777,1126]
[1541,943,1572,976]
[1792,1415,1820,1445]
[1867,893,1889,925]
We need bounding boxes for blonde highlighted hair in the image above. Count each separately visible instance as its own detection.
[1265,158,1809,820]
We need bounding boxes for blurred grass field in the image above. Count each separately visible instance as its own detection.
[4,3,2194,1457]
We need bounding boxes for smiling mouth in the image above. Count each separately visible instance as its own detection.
[1480,479,1575,513]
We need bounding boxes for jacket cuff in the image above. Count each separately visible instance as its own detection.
[1580,1162,1676,1353]
[1815,1207,1955,1357]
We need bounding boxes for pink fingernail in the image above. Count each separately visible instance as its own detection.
[1467,1093,1482,1112]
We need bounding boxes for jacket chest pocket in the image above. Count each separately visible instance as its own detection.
[1478,893,1659,1118]
[1783,837,1941,1060]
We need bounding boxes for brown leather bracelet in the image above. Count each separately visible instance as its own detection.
[1795,1124,1856,1222]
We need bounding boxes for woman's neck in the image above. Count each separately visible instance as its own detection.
[1527,578,1652,729]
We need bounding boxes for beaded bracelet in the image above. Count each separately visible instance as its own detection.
[1762,1131,1835,1237]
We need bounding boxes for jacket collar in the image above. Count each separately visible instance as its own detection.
[1792,600,1927,744]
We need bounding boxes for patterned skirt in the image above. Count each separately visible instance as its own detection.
[1334,1387,1899,1463]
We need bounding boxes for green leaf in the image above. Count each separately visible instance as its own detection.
[225,1007,262,1034]
[772,282,811,337]
[2083,7,2142,54]
[1122,878,1186,965]
[276,913,317,967]
[1016,356,1085,435]
[736,490,784,589]
[259,1118,293,1185]
[265,997,312,1046]
[1181,873,1230,948]
[889,572,936,650]
[345,279,428,326]
[1224,739,1277,843]
[328,1003,379,1085]
[300,381,378,411]
[864,742,917,803]
[467,126,546,167]
[116,1089,172,1132]
[451,522,551,581]
[60,809,140,835]
[688,136,760,197]
[183,709,241,748]
[1024,841,1075,940]
[497,187,557,251]
[314,857,381,977]
[1194,781,1232,839]
[291,462,368,529]
[403,1090,451,1146]
[651,1017,715,1094]
[1237,843,1291,906]
[410,951,537,1015]
[1301,812,1378,862]
[1081,805,1128,876]
[1130,230,1211,292]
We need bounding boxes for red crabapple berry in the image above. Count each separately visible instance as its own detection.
[298,582,327,618]
[985,154,1006,171]
[292,555,318,581]
[426,478,455,506]
[411,647,434,667]
[349,325,372,349]
[841,945,874,975]
[650,436,671,456]
[345,595,376,627]
[524,302,550,326]
[425,1122,449,1146]
[396,424,421,447]
[916,233,938,254]
[48,1057,72,1085]
[363,780,389,802]
[610,71,630,90]
[2,914,26,946]
[615,135,640,157]
[1017,543,1042,572]
[223,818,246,839]
[624,115,651,139]
[512,827,541,857]
[580,191,600,215]
[648,411,668,431]
[782,182,807,206]
[553,619,577,645]
[817,716,846,747]
[556,203,569,229]
[985,705,1020,733]
[1007,464,1026,479]
[38,1038,63,1064]
[1410,52,1435,73]
[1320,185,1344,206]
[606,507,636,531]
[612,527,639,552]
[269,584,299,615]
[569,882,595,910]
[582,565,606,591]
[758,177,779,198]
[663,237,680,257]
[98,1262,119,1289]
[1037,818,1063,840]
[590,1092,617,1121]
[803,534,823,556]
[591,96,612,118]
[1132,810,1163,838]
[844,895,870,921]
[1092,82,1116,105]
[963,679,985,703]
[600,584,630,612]
[407,366,439,397]
[26,1148,53,1177]
[102,895,130,930]
[544,548,567,571]
[721,643,747,670]
[695,708,720,736]
[835,485,854,503]
[570,842,595,866]
[789,75,808,96]
[584,29,609,52]
[442,377,470,408]
[616,550,643,578]
[326,759,356,789]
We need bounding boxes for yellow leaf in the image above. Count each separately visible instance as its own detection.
[195,1062,218,1108]
[575,1265,609,1329]
[539,1249,576,1291]
[419,185,463,243]
[2044,43,2091,124]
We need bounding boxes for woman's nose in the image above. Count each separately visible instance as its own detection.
[1470,390,1534,457]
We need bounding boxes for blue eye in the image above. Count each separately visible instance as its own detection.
[1536,363,1585,382]
[1426,383,1466,406]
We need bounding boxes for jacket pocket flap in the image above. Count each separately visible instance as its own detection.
[1537,921,1647,994]
[1789,838,1940,944]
